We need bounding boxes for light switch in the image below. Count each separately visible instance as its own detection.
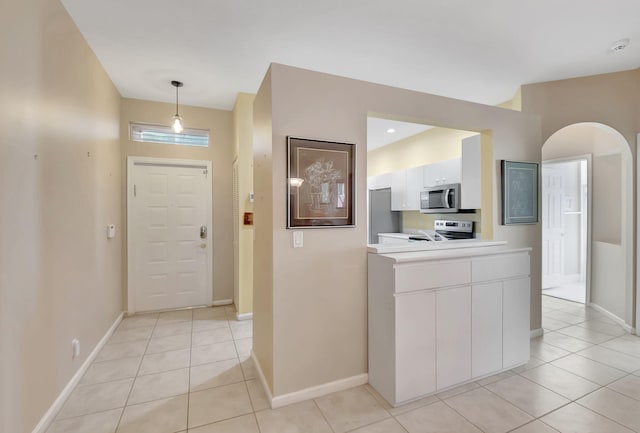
[293,231,303,248]
[107,224,116,239]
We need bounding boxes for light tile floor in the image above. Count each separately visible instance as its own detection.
[47,297,640,433]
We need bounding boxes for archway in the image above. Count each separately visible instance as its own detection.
[541,122,634,330]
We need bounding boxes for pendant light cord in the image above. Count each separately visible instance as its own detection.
[175,84,179,116]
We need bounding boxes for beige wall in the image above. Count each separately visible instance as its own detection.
[0,0,122,431]
[253,69,275,390]
[523,71,639,327]
[522,70,640,149]
[253,64,541,398]
[232,93,255,315]
[120,98,234,306]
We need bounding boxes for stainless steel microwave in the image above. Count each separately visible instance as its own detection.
[420,183,461,213]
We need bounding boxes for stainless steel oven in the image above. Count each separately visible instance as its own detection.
[419,183,460,214]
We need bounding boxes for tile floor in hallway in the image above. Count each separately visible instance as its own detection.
[47,296,640,433]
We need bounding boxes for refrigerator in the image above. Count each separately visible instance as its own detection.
[369,188,401,243]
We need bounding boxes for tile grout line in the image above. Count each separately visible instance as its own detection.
[479,374,574,423]
[311,398,339,433]
[437,393,492,433]
[184,309,194,432]
[113,313,160,433]
[572,398,640,432]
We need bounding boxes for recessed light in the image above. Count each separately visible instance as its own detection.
[386,128,396,134]
[610,38,630,52]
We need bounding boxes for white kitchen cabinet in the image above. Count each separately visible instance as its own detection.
[367,172,392,190]
[422,158,461,187]
[461,135,482,209]
[436,286,471,389]
[391,166,422,211]
[396,291,437,401]
[503,277,531,368]
[368,248,530,406]
[472,282,503,377]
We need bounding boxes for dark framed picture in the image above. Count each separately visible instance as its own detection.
[287,137,355,228]
[501,160,539,225]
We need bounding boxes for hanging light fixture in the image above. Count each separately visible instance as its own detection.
[170,80,184,133]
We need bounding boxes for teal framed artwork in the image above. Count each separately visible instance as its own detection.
[501,160,539,225]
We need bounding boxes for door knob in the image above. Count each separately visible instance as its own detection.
[200,225,207,239]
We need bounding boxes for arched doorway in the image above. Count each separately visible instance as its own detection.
[541,123,634,330]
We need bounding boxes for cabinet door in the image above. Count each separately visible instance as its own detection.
[396,291,436,403]
[436,286,471,389]
[422,164,439,188]
[391,170,406,211]
[503,277,530,368]
[368,172,392,190]
[472,282,503,377]
[404,166,422,210]
[439,158,461,185]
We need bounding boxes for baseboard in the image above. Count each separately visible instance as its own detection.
[251,350,273,405]
[589,303,634,333]
[31,312,124,433]
[251,350,369,409]
[211,299,233,307]
[530,328,544,339]
[236,312,253,321]
[271,373,369,409]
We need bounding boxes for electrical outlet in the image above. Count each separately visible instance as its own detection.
[72,338,80,359]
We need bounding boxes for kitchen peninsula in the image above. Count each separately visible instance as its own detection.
[367,242,531,407]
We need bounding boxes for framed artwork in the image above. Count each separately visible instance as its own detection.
[287,136,355,228]
[501,160,539,225]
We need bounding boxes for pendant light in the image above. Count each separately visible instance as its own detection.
[171,80,184,133]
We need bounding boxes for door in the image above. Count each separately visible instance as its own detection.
[472,282,503,377]
[503,277,530,367]
[542,159,589,303]
[436,285,471,390]
[129,158,212,312]
[542,167,564,288]
[395,291,436,403]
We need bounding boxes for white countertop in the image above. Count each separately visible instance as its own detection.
[368,239,507,254]
[374,246,532,264]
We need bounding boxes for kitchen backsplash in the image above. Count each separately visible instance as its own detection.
[402,210,482,236]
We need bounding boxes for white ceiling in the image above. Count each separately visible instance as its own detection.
[62,0,639,113]
[367,118,433,151]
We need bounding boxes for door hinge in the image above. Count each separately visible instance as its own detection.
[203,169,208,178]
[133,184,137,197]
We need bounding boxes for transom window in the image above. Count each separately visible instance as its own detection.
[130,122,209,147]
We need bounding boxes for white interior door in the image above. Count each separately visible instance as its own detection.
[129,158,212,313]
[542,167,564,288]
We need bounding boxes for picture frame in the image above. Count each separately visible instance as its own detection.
[501,160,539,225]
[287,136,355,228]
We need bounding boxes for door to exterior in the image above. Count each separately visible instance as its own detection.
[128,157,212,313]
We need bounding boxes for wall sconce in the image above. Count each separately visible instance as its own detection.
[289,178,304,188]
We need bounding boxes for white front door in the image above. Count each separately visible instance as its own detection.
[129,158,212,313]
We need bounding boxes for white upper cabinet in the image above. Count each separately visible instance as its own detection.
[391,166,422,211]
[367,172,392,190]
[461,134,482,209]
[423,158,461,187]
